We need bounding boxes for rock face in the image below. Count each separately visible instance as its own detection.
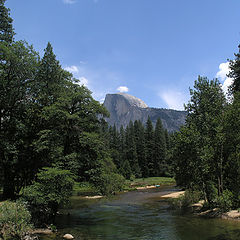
[103,93,187,132]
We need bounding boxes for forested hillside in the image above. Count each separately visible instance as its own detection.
[106,118,172,179]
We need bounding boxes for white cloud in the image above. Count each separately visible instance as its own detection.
[216,62,233,94]
[159,91,186,110]
[64,65,79,74]
[117,86,129,93]
[63,0,76,4]
[78,77,88,87]
[64,64,124,103]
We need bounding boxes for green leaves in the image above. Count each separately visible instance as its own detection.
[0,0,15,43]
[174,76,226,195]
[0,201,32,239]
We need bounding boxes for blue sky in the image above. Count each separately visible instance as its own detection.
[6,0,240,110]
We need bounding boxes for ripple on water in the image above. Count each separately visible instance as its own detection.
[39,187,240,240]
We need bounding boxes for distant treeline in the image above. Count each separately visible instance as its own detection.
[104,118,173,179]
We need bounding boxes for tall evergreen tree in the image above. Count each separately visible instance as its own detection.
[153,118,166,176]
[125,121,140,177]
[35,42,68,107]
[0,0,14,43]
[134,120,146,177]
[145,117,154,177]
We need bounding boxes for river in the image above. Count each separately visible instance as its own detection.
[40,185,240,240]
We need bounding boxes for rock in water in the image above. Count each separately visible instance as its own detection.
[103,93,186,132]
[63,234,74,239]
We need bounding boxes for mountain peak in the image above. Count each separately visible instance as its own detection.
[103,93,186,132]
[111,93,148,108]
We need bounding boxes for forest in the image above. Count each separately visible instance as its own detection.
[1,0,240,239]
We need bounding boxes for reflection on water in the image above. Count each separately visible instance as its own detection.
[39,186,240,240]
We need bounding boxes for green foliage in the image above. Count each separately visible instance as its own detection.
[0,0,15,43]
[228,44,240,94]
[22,167,74,225]
[215,190,234,212]
[173,76,226,198]
[170,190,202,210]
[205,181,218,206]
[95,173,125,195]
[107,117,170,180]
[0,201,32,240]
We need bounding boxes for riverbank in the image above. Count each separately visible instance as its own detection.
[73,177,176,197]
[164,191,240,221]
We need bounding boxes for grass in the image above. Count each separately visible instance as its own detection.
[73,182,98,196]
[124,177,176,191]
[73,177,176,196]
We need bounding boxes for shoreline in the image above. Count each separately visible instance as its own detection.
[162,191,240,221]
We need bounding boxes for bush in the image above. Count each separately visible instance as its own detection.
[95,173,125,195]
[0,201,32,240]
[22,167,74,226]
[216,190,234,212]
[170,190,202,209]
[205,181,218,206]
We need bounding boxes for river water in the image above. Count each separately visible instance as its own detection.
[40,186,240,240]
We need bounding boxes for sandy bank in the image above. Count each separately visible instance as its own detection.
[136,185,157,190]
[161,191,185,199]
[83,195,103,199]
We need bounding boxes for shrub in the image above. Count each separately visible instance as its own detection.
[22,167,74,226]
[205,181,218,206]
[95,173,125,195]
[0,201,32,240]
[170,190,202,209]
[216,190,234,212]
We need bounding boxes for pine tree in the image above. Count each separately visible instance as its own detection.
[134,120,146,177]
[0,0,15,43]
[36,42,68,106]
[145,117,154,177]
[125,122,140,177]
[153,118,166,176]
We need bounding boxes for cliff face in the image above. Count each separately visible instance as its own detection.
[103,93,187,132]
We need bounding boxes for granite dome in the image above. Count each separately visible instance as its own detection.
[116,93,148,108]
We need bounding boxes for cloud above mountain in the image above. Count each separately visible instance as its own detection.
[117,86,129,93]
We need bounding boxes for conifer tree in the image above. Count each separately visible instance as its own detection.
[153,118,166,176]
[125,122,140,177]
[134,120,146,177]
[145,117,154,177]
[36,42,68,106]
[0,0,14,43]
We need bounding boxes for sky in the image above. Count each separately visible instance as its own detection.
[6,0,240,110]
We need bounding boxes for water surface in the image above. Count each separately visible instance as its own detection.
[40,186,240,240]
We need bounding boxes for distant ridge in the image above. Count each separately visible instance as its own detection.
[103,93,187,132]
